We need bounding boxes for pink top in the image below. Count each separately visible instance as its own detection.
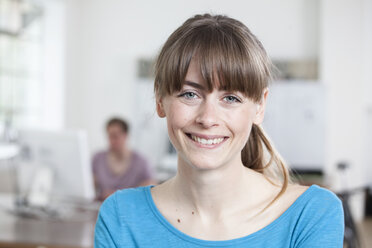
[92,150,153,200]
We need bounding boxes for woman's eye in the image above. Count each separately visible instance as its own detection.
[224,95,241,103]
[179,91,198,99]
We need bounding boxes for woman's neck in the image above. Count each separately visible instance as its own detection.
[170,156,267,220]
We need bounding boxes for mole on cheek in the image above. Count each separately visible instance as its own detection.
[177,219,181,223]
[192,211,194,215]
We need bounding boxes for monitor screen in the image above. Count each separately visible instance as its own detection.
[17,129,95,201]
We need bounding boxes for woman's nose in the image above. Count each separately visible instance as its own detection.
[195,100,219,128]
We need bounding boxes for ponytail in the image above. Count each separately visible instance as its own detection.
[242,124,293,212]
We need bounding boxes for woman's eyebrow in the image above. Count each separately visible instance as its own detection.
[184,81,205,90]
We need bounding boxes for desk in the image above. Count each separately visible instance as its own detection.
[0,194,98,248]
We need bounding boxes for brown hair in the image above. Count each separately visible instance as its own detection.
[106,117,129,134]
[154,14,294,212]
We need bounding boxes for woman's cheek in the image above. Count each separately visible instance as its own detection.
[169,103,193,126]
[231,109,255,137]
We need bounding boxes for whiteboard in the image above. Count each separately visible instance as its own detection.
[262,81,325,170]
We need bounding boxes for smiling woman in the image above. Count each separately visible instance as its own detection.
[94,14,345,248]
[156,58,266,175]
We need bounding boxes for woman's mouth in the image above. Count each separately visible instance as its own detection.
[185,133,228,147]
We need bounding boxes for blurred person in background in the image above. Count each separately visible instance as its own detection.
[92,117,155,201]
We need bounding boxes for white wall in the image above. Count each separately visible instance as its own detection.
[64,0,320,163]
[263,81,326,170]
[320,0,372,221]
[363,0,372,189]
[41,0,65,129]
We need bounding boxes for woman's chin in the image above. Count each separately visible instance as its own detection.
[181,157,227,171]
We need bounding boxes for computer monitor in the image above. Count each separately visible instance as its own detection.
[17,129,95,202]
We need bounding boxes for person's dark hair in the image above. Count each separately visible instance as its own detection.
[154,13,294,213]
[106,117,129,134]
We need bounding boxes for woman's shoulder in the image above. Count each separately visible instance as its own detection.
[99,186,152,215]
[284,184,344,246]
[116,185,151,201]
[296,184,342,206]
[282,183,342,210]
[95,186,154,247]
[267,183,343,225]
[280,183,344,227]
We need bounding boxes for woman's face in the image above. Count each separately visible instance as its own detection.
[157,59,268,171]
[107,124,127,153]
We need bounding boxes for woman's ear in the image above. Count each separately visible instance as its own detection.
[253,88,269,125]
[156,96,166,118]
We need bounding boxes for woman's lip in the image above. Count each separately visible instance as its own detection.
[185,132,228,148]
[185,132,228,139]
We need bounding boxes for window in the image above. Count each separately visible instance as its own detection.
[0,0,43,129]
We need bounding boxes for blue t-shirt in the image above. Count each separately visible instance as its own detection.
[94,184,344,247]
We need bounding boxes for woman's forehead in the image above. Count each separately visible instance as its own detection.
[183,58,223,91]
[185,58,203,80]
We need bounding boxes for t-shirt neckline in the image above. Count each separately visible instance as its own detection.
[144,184,317,246]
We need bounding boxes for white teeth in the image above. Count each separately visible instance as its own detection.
[190,135,224,145]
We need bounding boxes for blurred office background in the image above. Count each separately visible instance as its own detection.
[0,0,372,247]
